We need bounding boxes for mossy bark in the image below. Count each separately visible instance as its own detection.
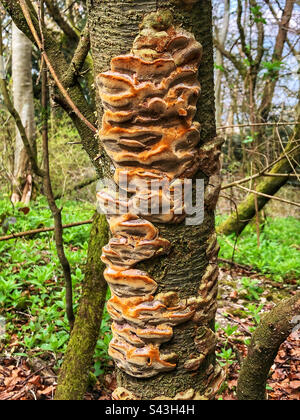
[88,0,220,400]
[218,103,300,236]
[237,292,300,400]
[54,215,109,401]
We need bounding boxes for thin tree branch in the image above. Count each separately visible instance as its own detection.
[54,175,98,200]
[259,0,296,120]
[214,37,246,77]
[19,0,97,134]
[237,0,253,63]
[235,184,300,208]
[44,0,78,42]
[0,219,93,242]
[1,0,101,171]
[250,0,265,69]
[222,144,300,190]
[62,24,91,88]
[276,126,300,182]
[38,0,75,330]
[217,121,300,130]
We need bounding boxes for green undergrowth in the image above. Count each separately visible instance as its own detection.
[0,195,111,375]
[217,216,300,283]
[0,197,298,376]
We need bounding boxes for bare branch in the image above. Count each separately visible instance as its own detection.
[19,0,97,133]
[221,144,300,190]
[237,0,253,63]
[38,0,75,330]
[44,0,78,42]
[214,36,247,77]
[0,219,93,242]
[259,0,296,120]
[62,24,91,88]
[236,184,300,208]
[217,121,300,130]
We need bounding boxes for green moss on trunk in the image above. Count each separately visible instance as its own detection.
[237,293,300,400]
[54,215,109,401]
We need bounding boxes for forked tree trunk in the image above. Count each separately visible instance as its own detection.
[88,0,223,400]
[11,23,35,204]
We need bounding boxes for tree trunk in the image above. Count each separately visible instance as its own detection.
[11,23,35,204]
[218,101,300,236]
[55,214,109,401]
[88,0,223,400]
[258,0,296,123]
[237,292,300,400]
[215,0,230,128]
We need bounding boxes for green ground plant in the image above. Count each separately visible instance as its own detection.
[0,197,299,375]
[217,216,300,282]
[0,196,111,374]
[239,278,264,301]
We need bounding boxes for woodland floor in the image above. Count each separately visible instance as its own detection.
[0,265,299,401]
[0,197,299,400]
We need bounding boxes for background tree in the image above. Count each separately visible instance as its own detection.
[214,0,230,128]
[11,23,35,204]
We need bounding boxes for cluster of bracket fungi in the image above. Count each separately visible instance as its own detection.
[96,10,222,391]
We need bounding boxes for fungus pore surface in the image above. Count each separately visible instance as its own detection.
[97,11,204,379]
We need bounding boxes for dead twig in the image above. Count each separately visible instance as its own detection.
[0,219,93,242]
[236,184,300,208]
[221,144,300,190]
[217,122,300,130]
[218,258,257,273]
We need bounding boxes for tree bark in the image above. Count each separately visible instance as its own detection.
[237,292,300,400]
[259,0,296,122]
[215,0,230,128]
[217,101,300,236]
[11,23,35,204]
[88,0,223,400]
[55,214,109,401]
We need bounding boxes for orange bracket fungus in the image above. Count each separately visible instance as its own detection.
[96,10,214,380]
